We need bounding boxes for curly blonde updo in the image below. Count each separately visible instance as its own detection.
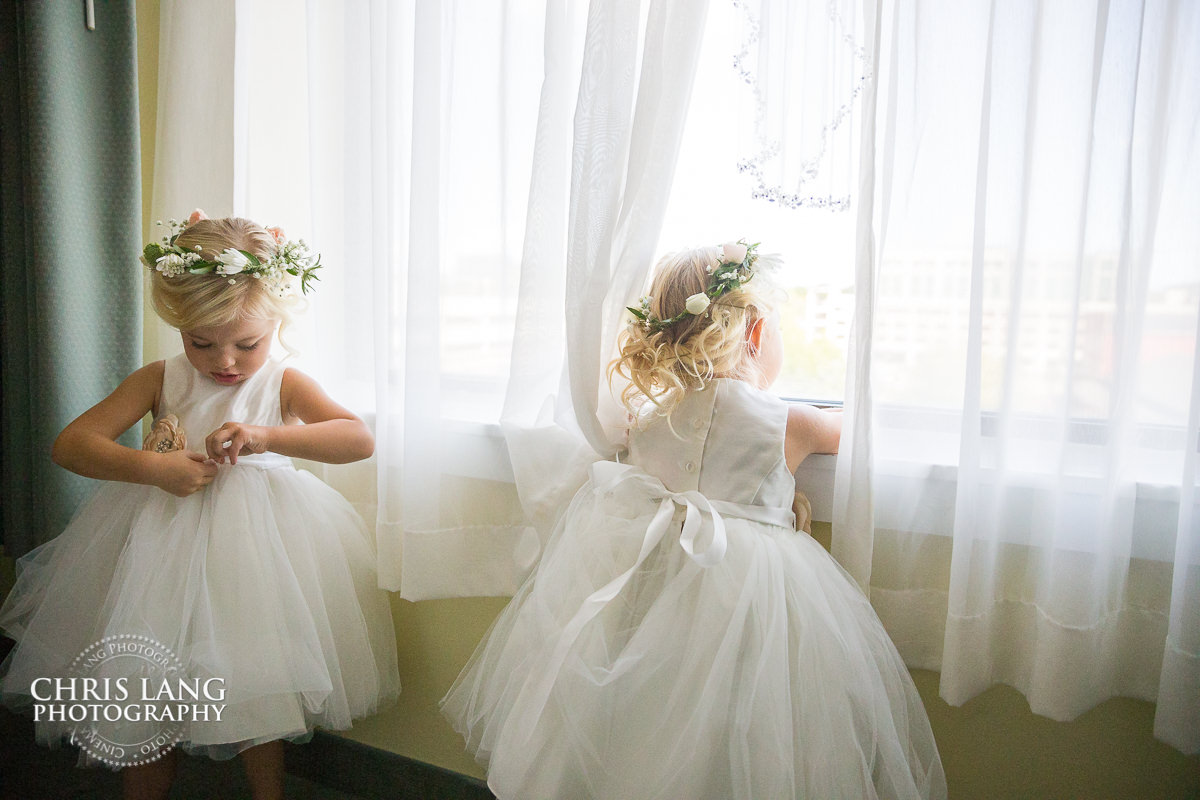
[609,245,780,420]
[149,217,301,337]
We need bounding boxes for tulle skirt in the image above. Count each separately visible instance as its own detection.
[0,465,399,761]
[442,476,945,800]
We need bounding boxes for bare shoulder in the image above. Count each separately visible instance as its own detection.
[136,359,166,386]
[280,367,333,402]
[784,403,842,473]
[280,367,317,422]
[280,367,359,424]
[280,366,317,393]
[120,361,167,412]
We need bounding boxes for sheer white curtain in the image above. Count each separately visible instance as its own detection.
[501,0,712,552]
[835,0,1200,752]
[289,0,558,595]
[292,0,711,597]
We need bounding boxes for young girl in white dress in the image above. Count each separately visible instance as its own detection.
[443,242,946,799]
[0,211,399,800]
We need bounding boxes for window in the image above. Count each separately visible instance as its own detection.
[659,0,857,404]
[431,0,863,419]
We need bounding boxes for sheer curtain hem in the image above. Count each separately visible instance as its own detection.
[1154,641,1200,754]
[941,600,1168,720]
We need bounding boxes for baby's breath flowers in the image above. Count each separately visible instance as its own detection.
[154,251,195,278]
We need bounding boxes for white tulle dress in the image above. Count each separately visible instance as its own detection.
[442,379,946,800]
[0,353,399,760]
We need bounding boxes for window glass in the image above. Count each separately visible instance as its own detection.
[659,1,856,403]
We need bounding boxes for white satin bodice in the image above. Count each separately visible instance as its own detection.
[157,353,293,469]
[627,379,796,512]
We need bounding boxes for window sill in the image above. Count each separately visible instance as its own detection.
[437,419,1186,563]
[440,419,841,524]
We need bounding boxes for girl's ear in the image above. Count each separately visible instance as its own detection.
[747,316,765,353]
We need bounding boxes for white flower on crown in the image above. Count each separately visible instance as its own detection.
[684,293,711,315]
[215,248,250,275]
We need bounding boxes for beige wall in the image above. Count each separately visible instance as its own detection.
[122,3,1199,796]
[136,0,164,367]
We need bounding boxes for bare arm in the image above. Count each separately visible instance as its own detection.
[783,403,842,474]
[204,368,374,465]
[53,362,218,496]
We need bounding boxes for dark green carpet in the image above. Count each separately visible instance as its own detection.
[0,706,366,799]
[0,632,492,799]
[1,704,497,800]
[0,706,495,799]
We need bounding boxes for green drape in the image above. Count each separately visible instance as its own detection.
[0,1,142,557]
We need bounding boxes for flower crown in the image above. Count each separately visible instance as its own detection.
[140,210,321,299]
[627,240,775,333]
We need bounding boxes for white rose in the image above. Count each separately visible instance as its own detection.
[215,248,250,275]
[685,292,711,315]
[722,242,748,264]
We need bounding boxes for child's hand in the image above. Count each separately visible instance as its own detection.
[204,422,270,465]
[154,451,219,497]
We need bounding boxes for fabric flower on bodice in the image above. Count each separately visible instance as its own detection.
[142,414,187,453]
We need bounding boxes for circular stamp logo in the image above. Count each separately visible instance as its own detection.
[66,635,187,767]
[27,634,225,768]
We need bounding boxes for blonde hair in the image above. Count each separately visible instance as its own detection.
[609,245,780,420]
[149,217,302,348]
